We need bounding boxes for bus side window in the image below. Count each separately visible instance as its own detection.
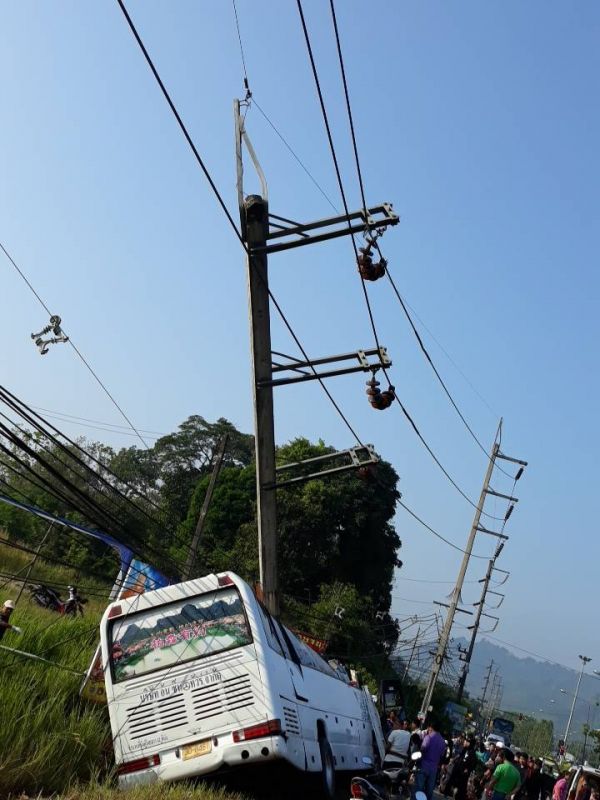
[256,602,285,658]
[275,621,303,669]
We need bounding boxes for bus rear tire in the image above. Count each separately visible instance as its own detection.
[318,735,335,800]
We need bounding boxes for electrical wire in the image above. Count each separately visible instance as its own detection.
[0,399,166,536]
[0,240,150,450]
[384,268,514,479]
[34,410,163,441]
[30,405,166,436]
[230,0,339,213]
[395,576,479,584]
[253,99,338,214]
[117,0,364,448]
[0,386,203,566]
[116,0,245,248]
[231,0,249,92]
[296,0,384,360]
[0,386,165,516]
[116,0,510,582]
[298,0,507,523]
[398,499,488,559]
[329,0,497,456]
[395,399,504,522]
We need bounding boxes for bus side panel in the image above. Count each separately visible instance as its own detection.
[293,670,372,773]
[243,598,307,772]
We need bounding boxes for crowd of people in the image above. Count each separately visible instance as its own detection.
[382,712,585,800]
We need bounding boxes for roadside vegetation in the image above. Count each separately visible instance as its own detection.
[41,782,249,800]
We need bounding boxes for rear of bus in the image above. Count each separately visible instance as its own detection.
[100,572,287,787]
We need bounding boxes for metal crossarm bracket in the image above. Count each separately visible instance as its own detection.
[254,203,399,255]
[262,347,391,387]
[265,444,379,490]
[434,601,473,616]
[484,487,519,502]
[476,525,509,540]
[497,452,528,466]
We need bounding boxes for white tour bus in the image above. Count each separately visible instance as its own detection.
[100,571,385,797]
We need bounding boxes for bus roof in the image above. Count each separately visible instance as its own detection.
[102,572,245,622]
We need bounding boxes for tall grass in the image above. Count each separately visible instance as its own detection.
[47,781,250,800]
[0,601,109,796]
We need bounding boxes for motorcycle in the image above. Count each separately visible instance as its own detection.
[28,583,64,613]
[349,751,425,799]
[28,583,88,617]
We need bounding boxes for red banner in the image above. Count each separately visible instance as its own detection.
[294,630,328,654]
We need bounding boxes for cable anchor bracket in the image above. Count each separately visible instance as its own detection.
[31,315,69,355]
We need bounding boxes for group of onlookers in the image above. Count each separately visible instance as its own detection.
[382,711,597,800]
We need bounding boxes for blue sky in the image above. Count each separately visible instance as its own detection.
[1,1,599,676]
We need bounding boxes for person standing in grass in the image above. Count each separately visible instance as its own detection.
[0,600,22,640]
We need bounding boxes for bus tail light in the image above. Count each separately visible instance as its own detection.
[108,605,123,618]
[117,754,160,775]
[217,575,234,587]
[232,718,282,743]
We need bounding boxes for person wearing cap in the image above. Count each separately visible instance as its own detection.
[0,600,22,640]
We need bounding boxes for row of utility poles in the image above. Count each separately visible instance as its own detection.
[418,422,527,718]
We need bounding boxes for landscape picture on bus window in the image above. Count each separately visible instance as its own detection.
[110,588,251,682]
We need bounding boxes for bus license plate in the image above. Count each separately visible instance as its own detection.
[181,739,212,760]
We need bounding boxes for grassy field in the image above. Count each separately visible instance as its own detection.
[48,782,249,800]
[0,539,249,799]
[0,554,109,796]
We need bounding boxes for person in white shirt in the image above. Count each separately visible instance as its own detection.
[386,720,411,763]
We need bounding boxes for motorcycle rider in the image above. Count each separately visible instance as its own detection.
[0,600,22,640]
[65,586,85,617]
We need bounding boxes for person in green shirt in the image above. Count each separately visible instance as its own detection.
[487,748,522,800]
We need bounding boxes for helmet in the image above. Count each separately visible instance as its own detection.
[4,600,15,609]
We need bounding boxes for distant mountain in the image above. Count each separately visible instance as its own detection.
[458,637,600,740]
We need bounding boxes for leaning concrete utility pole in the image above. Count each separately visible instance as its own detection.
[419,423,502,719]
[456,541,505,703]
[182,434,229,581]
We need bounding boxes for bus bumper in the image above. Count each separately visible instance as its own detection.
[118,735,288,788]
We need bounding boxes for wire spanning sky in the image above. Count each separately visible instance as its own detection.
[1,1,599,671]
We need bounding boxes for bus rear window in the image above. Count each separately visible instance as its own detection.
[109,587,252,682]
